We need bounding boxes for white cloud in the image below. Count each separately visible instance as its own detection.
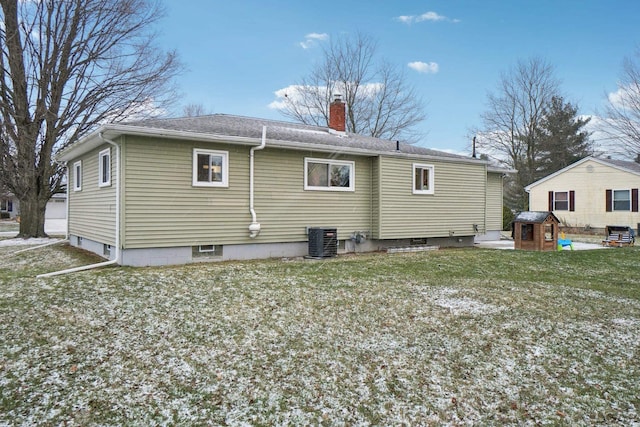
[417,11,446,22]
[396,11,459,24]
[299,32,328,49]
[408,61,439,74]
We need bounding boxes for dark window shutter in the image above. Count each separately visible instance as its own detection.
[606,189,612,212]
[548,191,554,211]
[569,191,575,212]
[632,188,639,212]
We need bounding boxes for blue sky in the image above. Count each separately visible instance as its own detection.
[159,0,640,154]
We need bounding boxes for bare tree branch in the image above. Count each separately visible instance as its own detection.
[276,32,426,143]
[0,0,182,237]
[601,49,640,158]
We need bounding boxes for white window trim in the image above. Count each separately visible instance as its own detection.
[304,157,355,192]
[192,148,229,187]
[73,160,82,191]
[412,163,435,195]
[612,188,631,211]
[98,148,111,187]
[553,190,570,211]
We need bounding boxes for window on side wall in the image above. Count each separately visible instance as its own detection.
[73,160,82,191]
[413,163,434,195]
[612,189,630,211]
[554,191,568,210]
[193,149,229,187]
[549,190,575,211]
[304,158,354,191]
[98,148,111,187]
[606,188,639,212]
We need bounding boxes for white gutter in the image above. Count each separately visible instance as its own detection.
[248,126,267,238]
[37,133,121,278]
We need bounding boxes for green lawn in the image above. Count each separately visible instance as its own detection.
[1,243,639,425]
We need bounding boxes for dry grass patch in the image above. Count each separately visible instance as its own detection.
[1,246,639,425]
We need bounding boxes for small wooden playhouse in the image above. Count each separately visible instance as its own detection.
[513,211,560,251]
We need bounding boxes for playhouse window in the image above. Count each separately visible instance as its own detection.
[304,158,354,191]
[73,161,82,191]
[413,163,435,194]
[98,148,111,187]
[613,190,630,211]
[193,149,229,187]
[544,224,554,241]
[521,224,533,241]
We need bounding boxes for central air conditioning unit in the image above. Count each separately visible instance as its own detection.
[308,227,338,258]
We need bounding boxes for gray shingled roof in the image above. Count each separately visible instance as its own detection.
[599,157,640,174]
[123,114,473,161]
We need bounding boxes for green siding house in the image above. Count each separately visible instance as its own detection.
[57,99,506,266]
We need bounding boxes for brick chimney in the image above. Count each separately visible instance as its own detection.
[329,93,345,132]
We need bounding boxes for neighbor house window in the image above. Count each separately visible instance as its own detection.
[98,148,111,187]
[606,188,638,212]
[193,149,229,187]
[554,192,568,210]
[73,161,82,191]
[413,163,435,194]
[548,190,575,211]
[606,189,631,211]
[304,158,354,191]
[0,199,10,211]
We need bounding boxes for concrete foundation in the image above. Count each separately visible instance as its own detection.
[68,234,477,267]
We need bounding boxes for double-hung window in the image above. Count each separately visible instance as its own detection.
[548,191,574,211]
[193,149,229,187]
[413,163,435,195]
[606,188,639,212]
[73,161,82,191]
[98,148,111,187]
[554,192,569,210]
[304,158,354,191]
[613,190,630,211]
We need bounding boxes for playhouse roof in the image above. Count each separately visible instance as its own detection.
[513,211,559,224]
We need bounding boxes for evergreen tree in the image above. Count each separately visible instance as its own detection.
[536,96,592,178]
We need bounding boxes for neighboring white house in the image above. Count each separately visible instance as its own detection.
[0,192,66,220]
[0,193,17,219]
[525,156,640,231]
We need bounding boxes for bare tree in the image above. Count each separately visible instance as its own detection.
[475,57,560,210]
[276,33,426,143]
[183,103,210,117]
[0,0,181,238]
[602,49,640,158]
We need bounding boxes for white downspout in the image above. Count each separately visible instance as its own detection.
[37,133,121,278]
[249,126,267,238]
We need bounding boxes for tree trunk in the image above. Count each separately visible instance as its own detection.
[17,194,48,238]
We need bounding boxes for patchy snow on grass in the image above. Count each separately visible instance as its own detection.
[0,237,63,247]
[1,248,640,425]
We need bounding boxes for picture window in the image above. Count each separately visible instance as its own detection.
[304,158,354,191]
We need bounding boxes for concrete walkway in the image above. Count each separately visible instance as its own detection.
[474,239,607,251]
